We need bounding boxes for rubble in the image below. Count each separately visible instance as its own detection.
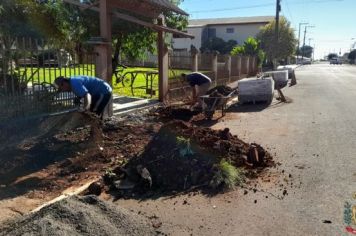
[0,195,157,236]
[104,120,274,195]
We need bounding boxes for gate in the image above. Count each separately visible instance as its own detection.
[0,38,96,121]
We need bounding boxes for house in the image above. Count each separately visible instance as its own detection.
[172,16,274,52]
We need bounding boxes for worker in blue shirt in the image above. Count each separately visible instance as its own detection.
[54,75,112,118]
[181,72,212,108]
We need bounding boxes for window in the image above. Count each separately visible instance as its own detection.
[226,28,234,33]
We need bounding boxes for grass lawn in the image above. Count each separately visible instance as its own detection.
[18,65,191,99]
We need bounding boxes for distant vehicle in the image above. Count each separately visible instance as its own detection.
[302,59,312,65]
[17,57,39,67]
[330,58,342,65]
[296,57,312,65]
[37,49,73,67]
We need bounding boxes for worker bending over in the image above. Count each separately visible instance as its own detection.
[181,72,212,108]
[54,75,112,118]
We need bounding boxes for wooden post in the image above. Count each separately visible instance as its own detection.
[212,51,218,86]
[97,0,113,117]
[158,17,169,102]
[97,0,112,82]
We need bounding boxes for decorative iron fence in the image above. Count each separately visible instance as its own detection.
[0,37,96,121]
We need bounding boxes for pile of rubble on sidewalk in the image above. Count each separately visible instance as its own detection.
[102,117,274,196]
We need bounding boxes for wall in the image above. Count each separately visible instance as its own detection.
[172,23,266,51]
[172,27,203,51]
[213,23,265,44]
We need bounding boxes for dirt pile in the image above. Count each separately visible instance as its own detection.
[0,195,157,236]
[104,120,274,194]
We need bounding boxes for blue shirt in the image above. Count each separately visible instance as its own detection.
[70,76,112,98]
[186,72,211,86]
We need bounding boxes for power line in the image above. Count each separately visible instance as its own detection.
[186,0,343,14]
[189,3,275,13]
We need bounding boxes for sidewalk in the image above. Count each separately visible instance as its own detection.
[112,95,159,116]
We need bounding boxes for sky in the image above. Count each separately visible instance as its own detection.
[179,0,356,59]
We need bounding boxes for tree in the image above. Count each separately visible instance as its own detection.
[256,17,297,63]
[348,50,356,64]
[297,45,313,58]
[327,53,338,60]
[1,0,188,69]
[231,37,265,68]
[200,37,238,54]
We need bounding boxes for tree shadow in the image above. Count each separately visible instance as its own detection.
[227,98,291,113]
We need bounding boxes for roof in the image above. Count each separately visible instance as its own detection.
[144,0,188,15]
[112,0,188,16]
[188,16,274,27]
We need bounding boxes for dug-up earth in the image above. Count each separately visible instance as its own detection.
[0,107,281,235]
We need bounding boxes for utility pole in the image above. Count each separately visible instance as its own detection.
[275,0,281,42]
[302,25,314,61]
[297,22,308,62]
[274,0,286,102]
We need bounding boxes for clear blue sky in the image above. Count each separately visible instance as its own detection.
[179,0,356,59]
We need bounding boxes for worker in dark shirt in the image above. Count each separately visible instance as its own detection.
[54,75,112,118]
[181,72,212,108]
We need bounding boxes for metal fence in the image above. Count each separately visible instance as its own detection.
[0,37,96,121]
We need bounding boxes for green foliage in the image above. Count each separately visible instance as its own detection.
[348,50,356,64]
[297,45,314,58]
[231,37,265,67]
[256,17,297,62]
[1,0,188,66]
[210,159,245,189]
[327,53,338,60]
[344,201,352,226]
[201,37,238,54]
[176,136,194,157]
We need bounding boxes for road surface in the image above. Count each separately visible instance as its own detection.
[117,63,356,236]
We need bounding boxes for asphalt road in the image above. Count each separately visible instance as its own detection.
[117,63,356,236]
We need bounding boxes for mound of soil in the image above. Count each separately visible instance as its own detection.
[106,120,274,194]
[0,195,156,236]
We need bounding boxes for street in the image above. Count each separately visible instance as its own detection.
[117,63,356,236]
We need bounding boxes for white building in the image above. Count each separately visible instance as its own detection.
[172,16,274,52]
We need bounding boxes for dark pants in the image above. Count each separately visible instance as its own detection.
[90,93,112,117]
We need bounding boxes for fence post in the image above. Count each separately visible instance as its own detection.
[211,51,218,86]
[225,55,231,82]
[191,48,199,72]
[237,56,242,79]
[249,56,256,76]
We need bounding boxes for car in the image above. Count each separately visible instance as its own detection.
[17,57,39,67]
[330,58,342,65]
